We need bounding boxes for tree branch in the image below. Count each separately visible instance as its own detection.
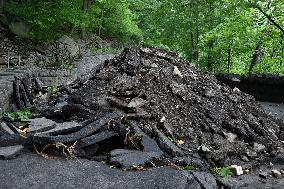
[251,4,284,35]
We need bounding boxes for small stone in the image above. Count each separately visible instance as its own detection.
[271,170,282,178]
[246,151,257,159]
[151,63,158,68]
[280,170,284,176]
[259,172,268,179]
[223,132,237,142]
[253,143,266,152]
[0,145,24,160]
[173,66,183,78]
[231,77,240,82]
[233,87,241,93]
[160,116,166,123]
[230,165,243,176]
[198,145,211,153]
[127,98,146,108]
[241,156,249,162]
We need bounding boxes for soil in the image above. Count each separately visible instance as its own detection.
[66,47,284,167]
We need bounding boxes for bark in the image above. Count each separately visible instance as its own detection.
[82,0,90,12]
[249,0,273,73]
[227,42,232,73]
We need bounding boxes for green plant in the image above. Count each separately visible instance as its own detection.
[181,165,194,171]
[3,108,33,122]
[211,166,233,177]
[47,86,59,93]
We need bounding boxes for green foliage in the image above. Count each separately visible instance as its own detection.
[3,108,33,122]
[47,86,59,94]
[211,166,233,177]
[181,165,194,171]
[129,0,284,75]
[4,0,142,42]
[91,47,122,55]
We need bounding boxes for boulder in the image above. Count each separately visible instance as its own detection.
[8,20,29,38]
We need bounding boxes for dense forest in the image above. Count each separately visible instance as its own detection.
[0,0,283,74]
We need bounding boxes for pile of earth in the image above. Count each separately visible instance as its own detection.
[36,47,284,168]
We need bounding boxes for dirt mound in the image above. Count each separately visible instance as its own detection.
[70,47,284,166]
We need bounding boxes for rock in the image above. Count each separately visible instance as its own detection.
[33,112,118,144]
[28,117,57,134]
[154,127,183,156]
[230,165,243,176]
[129,121,163,154]
[78,131,118,148]
[160,116,166,123]
[0,145,24,160]
[272,170,282,178]
[110,149,162,168]
[127,98,146,108]
[246,151,257,159]
[259,171,269,179]
[38,121,83,135]
[280,170,284,176]
[223,132,237,142]
[58,35,79,58]
[0,122,15,135]
[8,20,29,38]
[253,143,266,152]
[173,66,183,78]
[198,145,211,153]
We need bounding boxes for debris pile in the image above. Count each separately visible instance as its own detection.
[1,48,284,171]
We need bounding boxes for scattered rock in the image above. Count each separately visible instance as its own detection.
[127,98,147,109]
[173,66,183,78]
[38,121,83,135]
[198,145,211,153]
[259,172,268,179]
[253,143,266,153]
[154,127,183,156]
[28,117,56,134]
[110,149,162,168]
[0,145,24,160]
[271,170,282,178]
[78,131,118,148]
[230,165,243,176]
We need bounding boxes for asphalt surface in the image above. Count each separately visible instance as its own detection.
[259,101,284,122]
[0,152,192,189]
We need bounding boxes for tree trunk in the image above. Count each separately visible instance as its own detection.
[249,0,273,73]
[82,0,89,12]
[81,0,90,38]
[227,42,232,73]
[0,0,4,8]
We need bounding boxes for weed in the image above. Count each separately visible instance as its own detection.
[3,108,34,122]
[210,166,233,177]
[47,86,59,93]
[91,47,122,55]
[181,165,194,171]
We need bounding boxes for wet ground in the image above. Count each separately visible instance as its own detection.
[260,102,284,122]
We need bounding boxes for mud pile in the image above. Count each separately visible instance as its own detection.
[69,48,284,166]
